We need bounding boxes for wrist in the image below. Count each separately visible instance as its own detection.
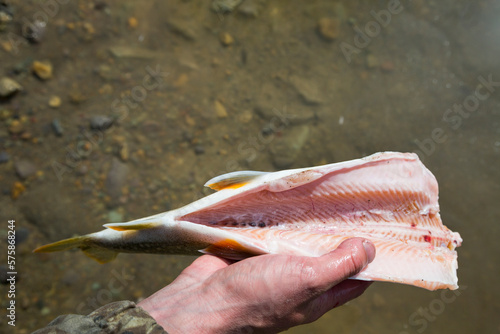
[138,283,243,334]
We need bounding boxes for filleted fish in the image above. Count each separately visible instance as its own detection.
[34,152,462,290]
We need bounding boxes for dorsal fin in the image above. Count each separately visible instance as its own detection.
[104,221,160,231]
[204,171,268,191]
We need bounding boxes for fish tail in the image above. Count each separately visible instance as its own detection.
[33,235,118,264]
[34,235,88,253]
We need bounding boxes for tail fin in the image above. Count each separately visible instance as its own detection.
[33,236,118,264]
[34,236,87,253]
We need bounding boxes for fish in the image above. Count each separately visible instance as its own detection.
[34,152,462,291]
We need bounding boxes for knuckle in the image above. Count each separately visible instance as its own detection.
[345,249,365,277]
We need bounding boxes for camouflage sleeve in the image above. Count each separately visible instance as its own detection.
[32,300,167,334]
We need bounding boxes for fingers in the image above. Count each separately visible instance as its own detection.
[302,238,376,293]
[306,280,373,321]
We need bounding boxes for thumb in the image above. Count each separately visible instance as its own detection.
[305,238,376,293]
[177,255,232,282]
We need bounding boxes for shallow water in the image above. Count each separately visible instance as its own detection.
[0,0,499,333]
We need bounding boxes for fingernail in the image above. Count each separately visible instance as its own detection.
[362,240,376,263]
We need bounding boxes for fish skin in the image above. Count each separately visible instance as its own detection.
[34,152,462,290]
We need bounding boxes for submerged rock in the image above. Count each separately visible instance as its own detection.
[317,17,340,41]
[105,158,129,207]
[289,75,324,105]
[108,46,164,59]
[22,19,46,43]
[90,115,113,131]
[214,100,228,118]
[15,227,30,245]
[219,32,234,46]
[8,119,24,134]
[0,3,13,32]
[166,19,197,41]
[238,0,262,17]
[0,265,9,284]
[212,0,243,13]
[48,96,61,108]
[0,151,9,163]
[51,119,63,137]
[270,125,310,169]
[15,160,37,179]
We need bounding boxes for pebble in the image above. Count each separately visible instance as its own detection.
[108,46,163,59]
[239,109,253,124]
[69,89,87,104]
[0,77,22,97]
[0,109,12,120]
[119,142,129,162]
[289,75,324,105]
[48,96,61,108]
[8,119,24,134]
[194,144,205,155]
[381,61,395,72]
[366,54,379,69]
[11,181,25,199]
[77,164,88,175]
[51,119,63,137]
[15,227,30,245]
[90,115,113,131]
[15,160,37,179]
[238,0,260,17]
[212,0,243,13]
[174,73,189,88]
[0,3,13,32]
[317,17,340,41]
[220,32,234,46]
[32,60,53,80]
[167,19,197,41]
[61,270,79,286]
[141,120,161,133]
[40,307,51,316]
[128,17,138,28]
[261,125,273,136]
[214,100,228,118]
[23,19,46,43]
[0,151,9,163]
[8,119,24,135]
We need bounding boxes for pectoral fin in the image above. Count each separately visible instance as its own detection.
[204,171,268,191]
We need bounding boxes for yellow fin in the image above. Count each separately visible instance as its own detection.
[34,236,119,264]
[33,236,87,253]
[104,222,159,231]
[201,239,264,260]
[204,171,267,191]
[82,247,118,264]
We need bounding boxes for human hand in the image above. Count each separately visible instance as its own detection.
[138,237,375,334]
